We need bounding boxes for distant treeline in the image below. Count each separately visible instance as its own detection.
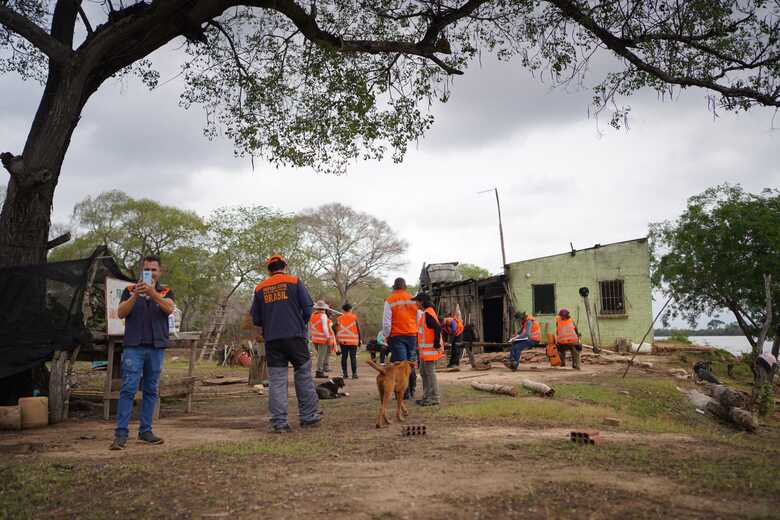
[655,322,743,337]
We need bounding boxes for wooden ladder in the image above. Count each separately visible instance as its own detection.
[199,304,227,361]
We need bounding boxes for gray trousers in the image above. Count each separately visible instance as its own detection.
[266,337,320,428]
[420,360,440,403]
[315,344,330,372]
[267,362,320,428]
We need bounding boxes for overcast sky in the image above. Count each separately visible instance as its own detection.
[2,43,778,324]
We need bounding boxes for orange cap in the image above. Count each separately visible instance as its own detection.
[266,254,285,266]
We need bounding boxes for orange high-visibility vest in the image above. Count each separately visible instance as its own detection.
[527,314,541,343]
[309,312,332,344]
[386,290,418,336]
[336,312,360,346]
[556,316,578,344]
[417,307,443,362]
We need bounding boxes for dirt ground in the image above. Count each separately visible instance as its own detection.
[1,350,779,519]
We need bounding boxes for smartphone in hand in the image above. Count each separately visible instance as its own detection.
[141,270,153,299]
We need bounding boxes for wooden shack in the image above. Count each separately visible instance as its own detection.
[422,270,515,350]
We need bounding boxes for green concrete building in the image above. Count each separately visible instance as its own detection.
[506,237,653,346]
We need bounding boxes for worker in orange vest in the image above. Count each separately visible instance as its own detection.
[336,303,362,379]
[556,308,582,369]
[413,292,442,406]
[309,300,337,378]
[442,314,465,368]
[506,311,541,371]
[382,277,418,399]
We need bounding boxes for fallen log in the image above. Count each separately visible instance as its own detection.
[685,389,758,432]
[707,384,748,409]
[521,379,555,397]
[471,381,517,397]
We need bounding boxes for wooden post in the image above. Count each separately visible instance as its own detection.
[581,292,601,353]
[49,350,66,423]
[103,339,116,420]
[63,346,80,420]
[186,338,197,413]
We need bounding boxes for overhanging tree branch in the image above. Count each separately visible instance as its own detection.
[0,4,72,65]
[549,0,780,107]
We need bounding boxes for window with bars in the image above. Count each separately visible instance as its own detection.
[532,284,556,315]
[599,280,626,315]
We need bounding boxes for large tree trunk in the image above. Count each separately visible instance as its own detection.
[0,70,91,268]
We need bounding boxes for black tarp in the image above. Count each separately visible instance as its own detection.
[0,247,131,381]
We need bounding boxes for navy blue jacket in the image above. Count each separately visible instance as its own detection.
[121,283,175,348]
[250,272,313,342]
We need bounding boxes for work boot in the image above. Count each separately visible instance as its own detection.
[109,437,127,451]
[271,424,292,434]
[138,431,164,445]
[352,374,359,380]
[300,418,322,429]
[315,371,327,379]
[420,400,439,407]
[573,350,582,370]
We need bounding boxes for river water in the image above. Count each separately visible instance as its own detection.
[656,335,775,356]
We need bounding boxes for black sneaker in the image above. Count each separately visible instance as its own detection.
[420,400,439,407]
[109,437,127,451]
[300,418,322,429]
[272,424,292,434]
[138,431,164,445]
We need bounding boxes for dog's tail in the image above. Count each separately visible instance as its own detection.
[366,359,386,375]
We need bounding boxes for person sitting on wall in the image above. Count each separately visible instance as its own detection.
[556,308,582,370]
[506,311,541,371]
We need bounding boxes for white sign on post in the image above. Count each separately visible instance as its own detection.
[105,277,132,336]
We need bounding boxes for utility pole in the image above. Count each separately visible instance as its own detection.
[478,188,507,268]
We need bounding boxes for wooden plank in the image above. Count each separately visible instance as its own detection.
[103,340,115,421]
[186,337,197,414]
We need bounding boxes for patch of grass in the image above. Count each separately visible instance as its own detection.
[437,376,716,435]
[525,441,780,498]
[177,435,333,460]
[0,461,75,519]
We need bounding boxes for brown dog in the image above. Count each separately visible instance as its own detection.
[367,359,414,428]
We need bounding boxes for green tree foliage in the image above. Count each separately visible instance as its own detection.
[650,184,780,352]
[51,191,206,276]
[163,245,222,330]
[707,319,725,330]
[49,191,213,328]
[457,263,491,280]
[206,205,298,303]
[297,202,407,304]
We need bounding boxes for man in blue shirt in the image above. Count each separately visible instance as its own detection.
[250,254,320,433]
[110,255,175,450]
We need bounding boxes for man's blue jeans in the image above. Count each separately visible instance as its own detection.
[115,345,165,439]
[389,335,417,362]
[509,339,538,365]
